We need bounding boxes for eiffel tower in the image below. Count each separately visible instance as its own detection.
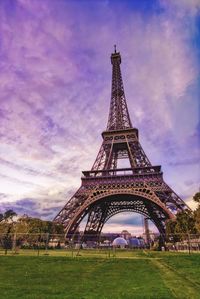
[54,47,188,240]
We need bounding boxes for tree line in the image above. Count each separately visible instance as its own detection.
[0,211,64,253]
[166,192,200,239]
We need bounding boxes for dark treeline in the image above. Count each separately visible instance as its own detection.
[0,211,64,253]
[166,192,200,240]
[0,210,64,235]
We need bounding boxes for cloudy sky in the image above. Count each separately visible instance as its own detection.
[0,0,199,234]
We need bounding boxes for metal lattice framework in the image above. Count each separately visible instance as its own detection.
[106,48,132,131]
[54,48,189,240]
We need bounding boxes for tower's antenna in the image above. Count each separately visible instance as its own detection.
[114,44,117,53]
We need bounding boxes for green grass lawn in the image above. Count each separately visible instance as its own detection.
[0,251,200,299]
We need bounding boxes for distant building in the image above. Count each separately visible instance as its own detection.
[100,232,120,242]
[120,230,132,240]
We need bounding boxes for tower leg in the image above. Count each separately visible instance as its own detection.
[83,202,110,241]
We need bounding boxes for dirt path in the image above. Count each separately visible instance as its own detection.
[150,258,200,299]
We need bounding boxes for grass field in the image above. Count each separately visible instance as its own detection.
[0,250,200,299]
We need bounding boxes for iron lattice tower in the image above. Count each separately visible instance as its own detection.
[54,48,188,240]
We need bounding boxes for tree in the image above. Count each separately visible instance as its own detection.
[166,209,197,242]
[0,213,3,222]
[193,192,200,204]
[193,192,200,233]
[0,210,17,254]
[166,219,180,242]
[0,209,17,223]
[175,209,197,235]
[4,210,17,221]
[194,207,200,233]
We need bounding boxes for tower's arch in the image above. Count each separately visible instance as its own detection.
[65,191,175,239]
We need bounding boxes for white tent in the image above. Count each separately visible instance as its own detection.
[112,237,128,248]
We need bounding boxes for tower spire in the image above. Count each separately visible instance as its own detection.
[106,48,132,131]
